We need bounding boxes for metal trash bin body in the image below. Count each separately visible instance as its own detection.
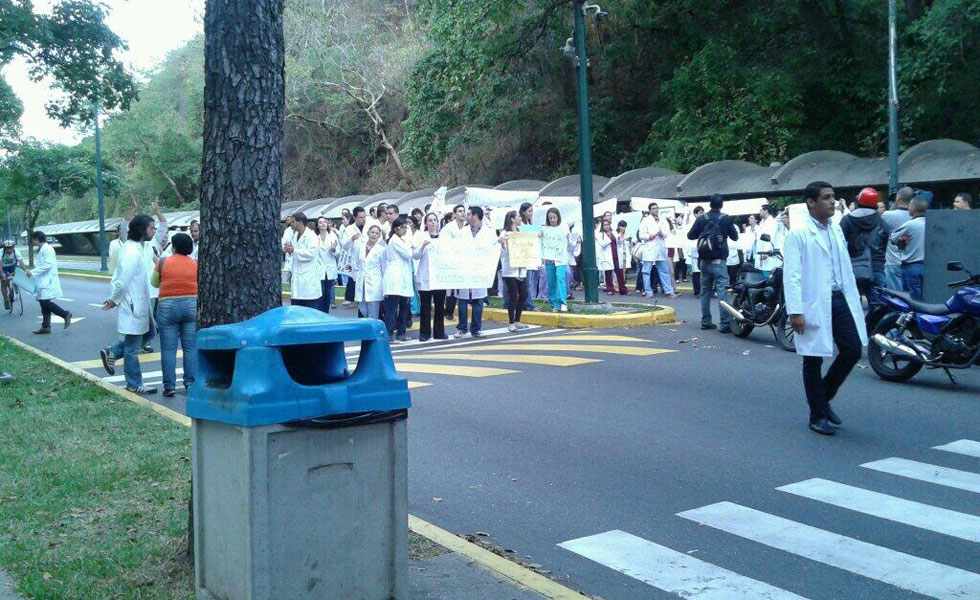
[189,306,411,600]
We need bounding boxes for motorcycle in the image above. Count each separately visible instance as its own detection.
[719,234,796,352]
[868,261,980,383]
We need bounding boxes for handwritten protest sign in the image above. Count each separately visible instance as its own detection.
[12,267,35,297]
[541,226,567,262]
[428,238,501,290]
[506,232,542,269]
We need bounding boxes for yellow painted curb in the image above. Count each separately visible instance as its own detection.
[409,515,592,600]
[483,305,675,328]
[1,334,191,427]
[2,333,592,600]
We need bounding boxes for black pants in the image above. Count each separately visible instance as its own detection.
[675,260,688,281]
[445,292,456,319]
[38,298,69,328]
[345,277,356,302]
[802,291,863,421]
[503,277,527,324]
[291,298,319,309]
[692,272,701,296]
[383,295,411,336]
[418,289,446,339]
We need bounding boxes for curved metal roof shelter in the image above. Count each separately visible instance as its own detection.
[279,200,307,219]
[359,191,405,211]
[393,188,438,214]
[319,195,369,219]
[294,198,337,217]
[539,174,609,199]
[29,139,980,239]
[494,180,547,191]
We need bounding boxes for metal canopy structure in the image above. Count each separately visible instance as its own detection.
[29,139,980,246]
[392,188,438,214]
[539,174,609,198]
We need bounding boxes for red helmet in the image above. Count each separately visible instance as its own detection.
[857,187,879,208]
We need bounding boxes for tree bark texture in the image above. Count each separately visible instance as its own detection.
[199,0,286,329]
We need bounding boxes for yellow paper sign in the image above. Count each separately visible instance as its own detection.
[507,232,542,269]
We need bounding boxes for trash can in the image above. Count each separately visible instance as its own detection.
[188,306,411,600]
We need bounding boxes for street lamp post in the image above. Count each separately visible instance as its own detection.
[93,102,108,272]
[573,0,599,304]
[887,0,900,195]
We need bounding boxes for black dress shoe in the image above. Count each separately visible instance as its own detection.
[701,323,718,330]
[809,419,836,436]
[826,408,842,426]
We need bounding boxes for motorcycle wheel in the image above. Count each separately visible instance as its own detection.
[868,313,925,382]
[732,297,755,338]
[774,309,796,352]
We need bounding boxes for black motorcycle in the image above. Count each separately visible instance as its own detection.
[719,234,796,351]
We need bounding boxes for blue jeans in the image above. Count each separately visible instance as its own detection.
[699,260,731,329]
[524,270,538,310]
[110,334,144,389]
[546,261,567,310]
[157,297,197,393]
[884,264,904,291]
[870,270,886,308]
[902,263,924,300]
[457,298,484,334]
[320,279,334,313]
[642,260,674,295]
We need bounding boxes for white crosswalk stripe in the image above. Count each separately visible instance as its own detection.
[559,530,811,600]
[933,439,980,459]
[677,501,980,600]
[777,478,980,543]
[861,457,980,494]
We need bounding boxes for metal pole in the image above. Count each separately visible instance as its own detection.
[93,102,108,272]
[574,0,598,304]
[887,0,900,195]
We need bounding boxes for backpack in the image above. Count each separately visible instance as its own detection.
[697,213,728,260]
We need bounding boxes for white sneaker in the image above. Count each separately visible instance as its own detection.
[507,324,518,332]
[454,331,467,338]
[341,301,351,307]
[560,304,569,312]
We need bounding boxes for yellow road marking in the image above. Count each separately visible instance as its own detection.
[71,350,182,369]
[445,343,675,356]
[393,362,519,377]
[398,353,601,367]
[548,334,652,343]
[408,381,432,389]
[408,515,591,600]
[7,332,591,600]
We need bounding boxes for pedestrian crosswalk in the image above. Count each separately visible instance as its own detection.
[69,326,673,394]
[558,440,980,600]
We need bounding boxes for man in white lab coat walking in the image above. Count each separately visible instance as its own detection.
[27,231,72,334]
[101,215,158,395]
[784,181,867,436]
[284,212,323,309]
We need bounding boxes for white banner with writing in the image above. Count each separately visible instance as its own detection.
[427,238,501,290]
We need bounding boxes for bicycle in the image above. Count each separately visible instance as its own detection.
[3,275,23,316]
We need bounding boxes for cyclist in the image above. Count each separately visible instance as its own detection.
[1,240,27,311]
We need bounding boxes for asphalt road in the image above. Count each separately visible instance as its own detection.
[3,276,978,600]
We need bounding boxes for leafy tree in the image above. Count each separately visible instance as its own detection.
[0,0,138,130]
[0,139,118,263]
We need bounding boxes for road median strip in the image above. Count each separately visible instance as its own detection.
[0,334,594,600]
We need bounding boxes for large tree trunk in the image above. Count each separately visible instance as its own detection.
[191,0,286,561]
[198,0,285,329]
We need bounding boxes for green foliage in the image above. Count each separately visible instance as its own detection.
[0,0,138,128]
[0,139,118,231]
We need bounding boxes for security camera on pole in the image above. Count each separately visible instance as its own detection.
[572,1,606,304]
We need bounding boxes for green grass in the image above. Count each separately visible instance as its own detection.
[0,338,447,599]
[0,338,194,600]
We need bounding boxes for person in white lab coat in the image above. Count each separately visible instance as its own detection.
[315,216,339,313]
[454,206,495,337]
[754,204,781,276]
[784,181,867,436]
[415,213,447,341]
[383,217,414,343]
[340,207,368,306]
[100,215,157,394]
[354,225,386,319]
[637,203,678,298]
[284,212,323,309]
[27,231,72,334]
[281,214,297,285]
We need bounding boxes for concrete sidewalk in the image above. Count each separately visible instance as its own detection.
[0,558,555,600]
